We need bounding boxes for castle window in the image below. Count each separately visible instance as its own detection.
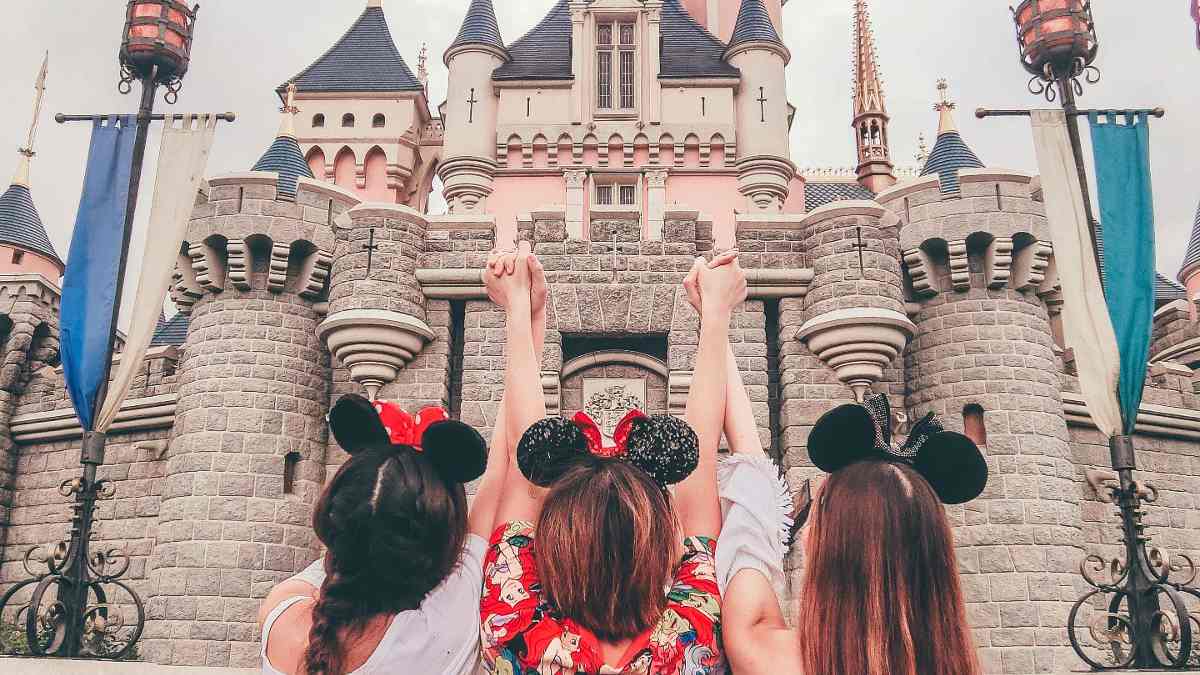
[596,21,636,113]
[372,113,386,128]
[342,113,355,128]
[11,250,24,265]
[312,113,325,128]
[283,452,301,495]
[593,175,639,208]
[963,404,988,447]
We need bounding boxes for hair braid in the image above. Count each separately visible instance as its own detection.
[303,569,364,675]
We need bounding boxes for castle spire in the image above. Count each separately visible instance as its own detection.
[277,81,299,140]
[851,0,894,193]
[934,78,959,135]
[727,0,786,53]
[13,52,48,188]
[446,0,506,61]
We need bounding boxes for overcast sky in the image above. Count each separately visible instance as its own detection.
[2,1,1197,323]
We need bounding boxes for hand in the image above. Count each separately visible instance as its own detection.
[484,241,533,309]
[698,255,747,316]
[683,250,742,314]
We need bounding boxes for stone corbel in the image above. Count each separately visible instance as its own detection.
[984,237,1014,289]
[1014,241,1055,292]
[543,371,562,416]
[947,240,970,292]
[267,241,291,293]
[226,239,252,290]
[902,248,937,298]
[667,370,693,418]
[299,250,334,300]
[172,249,204,314]
[189,242,225,292]
[317,308,436,400]
[798,307,916,402]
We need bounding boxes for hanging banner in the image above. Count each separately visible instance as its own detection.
[96,115,216,432]
[1193,0,1200,48]
[60,116,138,432]
[1088,112,1156,436]
[1029,109,1122,438]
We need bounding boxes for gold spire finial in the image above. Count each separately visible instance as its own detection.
[278,81,300,139]
[934,78,958,135]
[417,43,429,93]
[852,0,886,117]
[13,52,48,188]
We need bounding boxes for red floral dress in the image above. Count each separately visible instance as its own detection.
[480,521,724,675]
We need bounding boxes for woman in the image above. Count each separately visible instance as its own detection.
[720,389,989,675]
[257,256,550,675]
[480,242,745,674]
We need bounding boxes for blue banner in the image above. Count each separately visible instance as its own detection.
[60,117,137,431]
[1088,112,1156,436]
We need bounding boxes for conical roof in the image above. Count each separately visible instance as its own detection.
[0,177,62,266]
[447,0,505,56]
[727,0,784,51]
[281,3,422,94]
[1178,200,1200,282]
[920,81,983,195]
[252,136,314,201]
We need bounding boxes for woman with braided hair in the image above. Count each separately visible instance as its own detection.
[479,241,746,675]
[257,249,551,675]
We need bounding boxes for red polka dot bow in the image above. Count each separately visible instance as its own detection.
[571,409,647,458]
[372,400,449,451]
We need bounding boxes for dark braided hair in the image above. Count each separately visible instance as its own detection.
[301,447,468,674]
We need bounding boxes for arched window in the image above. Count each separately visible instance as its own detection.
[963,404,988,446]
[342,113,355,128]
[312,113,325,128]
[372,113,386,128]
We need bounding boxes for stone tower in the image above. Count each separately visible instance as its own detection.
[440,0,508,214]
[725,0,795,212]
[143,105,352,666]
[851,0,896,194]
[877,84,1078,674]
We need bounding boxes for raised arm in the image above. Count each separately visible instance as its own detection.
[723,345,767,460]
[490,243,549,526]
[675,256,745,539]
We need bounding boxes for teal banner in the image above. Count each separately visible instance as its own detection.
[1088,112,1156,436]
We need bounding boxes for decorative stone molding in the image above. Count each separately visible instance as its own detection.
[317,308,436,399]
[562,350,669,380]
[1063,391,1200,441]
[1013,241,1055,292]
[735,155,796,212]
[267,241,291,293]
[11,392,177,444]
[188,241,225,292]
[412,268,814,301]
[667,370,693,418]
[226,239,251,290]
[0,273,62,311]
[947,240,970,291]
[299,250,334,300]
[984,237,1014,289]
[798,307,916,401]
[903,248,937,298]
[542,371,562,416]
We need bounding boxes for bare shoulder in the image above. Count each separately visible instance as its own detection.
[263,599,315,674]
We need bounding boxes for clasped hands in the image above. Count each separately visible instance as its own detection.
[483,240,747,318]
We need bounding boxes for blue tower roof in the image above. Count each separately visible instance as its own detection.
[151,312,189,346]
[252,136,314,200]
[0,182,61,265]
[448,0,506,55]
[281,4,422,95]
[1178,200,1200,282]
[920,130,984,195]
[727,0,784,51]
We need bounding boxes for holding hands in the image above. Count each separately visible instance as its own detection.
[683,249,748,319]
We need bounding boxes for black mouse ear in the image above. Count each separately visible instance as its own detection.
[421,420,487,483]
[807,403,879,473]
[329,395,390,454]
[517,417,589,487]
[625,415,698,487]
[912,432,989,504]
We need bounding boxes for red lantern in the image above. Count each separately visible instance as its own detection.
[1012,0,1098,78]
[119,0,198,84]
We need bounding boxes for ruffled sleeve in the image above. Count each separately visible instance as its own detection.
[715,453,793,601]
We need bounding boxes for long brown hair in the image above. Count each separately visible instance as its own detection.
[798,461,980,675]
[302,448,468,674]
[535,458,678,642]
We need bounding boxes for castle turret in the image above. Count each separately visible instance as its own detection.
[875,83,1079,672]
[250,83,315,202]
[1177,199,1200,299]
[145,115,356,666]
[439,0,507,213]
[851,0,895,194]
[0,53,63,281]
[725,0,795,212]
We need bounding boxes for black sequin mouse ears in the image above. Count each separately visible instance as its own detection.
[328,394,487,484]
[517,412,699,489]
[807,393,988,504]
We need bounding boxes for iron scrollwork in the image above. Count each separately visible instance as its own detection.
[1068,479,1200,669]
[0,475,144,659]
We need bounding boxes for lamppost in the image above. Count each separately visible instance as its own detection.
[977,1,1198,670]
[0,1,230,659]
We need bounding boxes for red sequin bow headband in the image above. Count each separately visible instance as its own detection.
[372,400,449,451]
[570,409,647,458]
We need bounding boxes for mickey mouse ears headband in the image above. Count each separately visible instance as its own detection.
[517,411,699,489]
[807,393,988,504]
[328,394,487,484]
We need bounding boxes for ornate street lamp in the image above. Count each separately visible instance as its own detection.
[0,2,227,661]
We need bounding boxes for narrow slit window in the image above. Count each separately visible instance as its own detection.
[963,404,987,447]
[283,452,301,495]
[11,250,24,265]
[597,52,613,109]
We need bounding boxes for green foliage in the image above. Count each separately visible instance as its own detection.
[0,620,141,661]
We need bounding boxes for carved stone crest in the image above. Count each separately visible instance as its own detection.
[583,378,647,440]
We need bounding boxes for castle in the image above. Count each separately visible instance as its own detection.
[2,1,1199,672]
